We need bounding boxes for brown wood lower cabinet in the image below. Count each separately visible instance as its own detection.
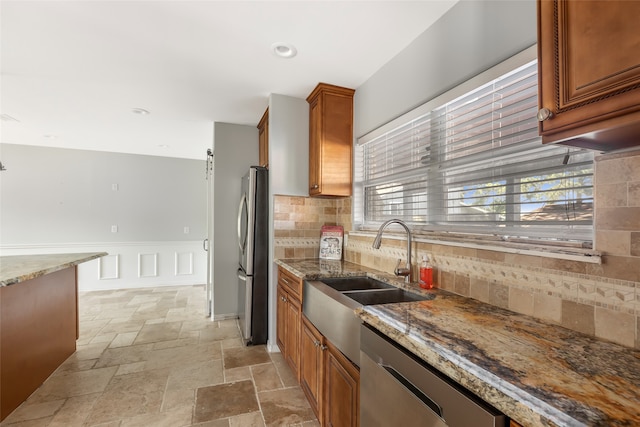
[300,315,325,423]
[276,281,301,380]
[277,267,359,426]
[324,339,359,427]
[0,267,78,421]
[300,314,359,427]
[277,266,302,380]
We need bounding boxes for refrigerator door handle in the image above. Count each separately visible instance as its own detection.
[237,193,248,254]
[237,269,247,281]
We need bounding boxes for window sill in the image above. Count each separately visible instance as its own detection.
[349,230,602,264]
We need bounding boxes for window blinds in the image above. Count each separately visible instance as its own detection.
[355,59,594,242]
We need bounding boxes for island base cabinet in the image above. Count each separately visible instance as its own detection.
[0,267,78,421]
[323,340,359,427]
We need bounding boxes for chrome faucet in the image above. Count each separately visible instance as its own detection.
[372,219,412,283]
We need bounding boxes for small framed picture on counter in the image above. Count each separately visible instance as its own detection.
[319,225,343,260]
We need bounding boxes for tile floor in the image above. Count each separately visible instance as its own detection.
[1,285,319,427]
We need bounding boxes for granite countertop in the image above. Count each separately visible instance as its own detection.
[0,252,107,286]
[276,258,640,427]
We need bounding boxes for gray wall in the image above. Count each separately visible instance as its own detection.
[354,0,537,138]
[212,122,259,317]
[0,143,206,244]
[266,93,309,350]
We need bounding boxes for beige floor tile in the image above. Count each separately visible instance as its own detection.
[0,399,65,424]
[269,352,299,388]
[0,416,54,426]
[224,366,252,383]
[48,393,101,426]
[109,332,139,348]
[229,411,265,427]
[28,366,118,404]
[133,321,183,345]
[166,359,224,392]
[199,325,242,343]
[251,363,284,392]
[90,332,118,344]
[93,343,155,368]
[193,380,259,424]
[223,346,271,369]
[85,368,170,424]
[118,405,192,427]
[73,341,110,361]
[115,361,146,376]
[258,387,316,426]
[161,388,195,413]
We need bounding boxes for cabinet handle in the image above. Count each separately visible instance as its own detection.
[311,184,319,190]
[537,108,553,122]
[320,344,328,351]
[314,340,321,347]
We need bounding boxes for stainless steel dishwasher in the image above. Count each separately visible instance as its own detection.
[360,324,506,427]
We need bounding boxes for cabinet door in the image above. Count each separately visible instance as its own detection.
[537,0,640,150]
[308,96,321,195]
[300,316,324,423]
[285,294,301,380]
[276,285,288,354]
[306,83,355,197]
[324,341,359,427]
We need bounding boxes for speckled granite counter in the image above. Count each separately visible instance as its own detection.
[0,252,106,286]
[276,258,640,427]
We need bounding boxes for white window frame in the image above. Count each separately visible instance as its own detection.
[354,46,594,245]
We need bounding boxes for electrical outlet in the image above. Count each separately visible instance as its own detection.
[183,226,190,234]
[111,183,118,191]
[111,225,118,233]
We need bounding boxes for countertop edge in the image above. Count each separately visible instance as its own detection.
[356,309,584,427]
[0,252,108,286]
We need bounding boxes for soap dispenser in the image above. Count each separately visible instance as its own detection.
[419,255,434,289]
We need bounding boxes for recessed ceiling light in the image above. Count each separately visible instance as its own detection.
[132,108,150,115]
[43,134,58,139]
[271,42,297,59]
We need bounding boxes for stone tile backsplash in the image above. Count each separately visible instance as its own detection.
[273,150,640,349]
[273,195,351,260]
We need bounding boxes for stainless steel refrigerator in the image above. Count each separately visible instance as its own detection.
[236,166,268,345]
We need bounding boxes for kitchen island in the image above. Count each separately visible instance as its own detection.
[0,252,106,421]
[276,258,640,427]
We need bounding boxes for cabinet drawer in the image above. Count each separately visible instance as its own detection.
[278,266,302,300]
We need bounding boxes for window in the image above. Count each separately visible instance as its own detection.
[355,49,594,242]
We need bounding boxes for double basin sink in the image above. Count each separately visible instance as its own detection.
[302,276,433,366]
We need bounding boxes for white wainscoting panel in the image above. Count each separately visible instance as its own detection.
[175,251,194,276]
[0,241,206,291]
[100,254,120,279]
[138,253,158,278]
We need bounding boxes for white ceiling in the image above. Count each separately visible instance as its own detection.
[1,0,457,160]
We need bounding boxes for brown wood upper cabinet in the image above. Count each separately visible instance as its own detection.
[306,83,355,197]
[257,108,269,168]
[537,0,640,151]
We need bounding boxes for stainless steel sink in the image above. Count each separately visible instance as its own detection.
[343,288,427,305]
[302,277,433,366]
[319,276,394,291]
